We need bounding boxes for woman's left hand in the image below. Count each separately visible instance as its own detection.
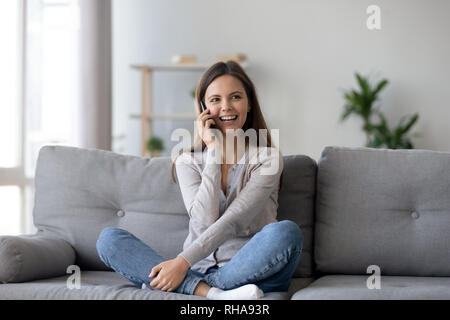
[149,256,191,292]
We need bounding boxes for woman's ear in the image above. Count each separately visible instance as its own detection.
[247,105,251,112]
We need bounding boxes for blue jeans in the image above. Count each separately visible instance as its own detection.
[96,220,303,295]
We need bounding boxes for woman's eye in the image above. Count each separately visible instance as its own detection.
[210,96,240,103]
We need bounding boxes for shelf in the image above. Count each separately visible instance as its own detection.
[131,64,209,71]
[131,61,248,72]
[130,113,197,121]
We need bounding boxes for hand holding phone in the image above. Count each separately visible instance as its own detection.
[201,100,216,129]
[197,101,218,148]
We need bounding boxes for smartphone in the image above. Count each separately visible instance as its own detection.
[201,100,216,128]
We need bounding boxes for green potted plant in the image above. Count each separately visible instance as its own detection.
[340,72,421,149]
[146,135,164,158]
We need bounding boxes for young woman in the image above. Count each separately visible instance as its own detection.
[96,61,303,300]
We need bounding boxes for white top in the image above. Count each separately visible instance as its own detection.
[174,142,284,273]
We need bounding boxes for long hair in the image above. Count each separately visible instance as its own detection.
[171,60,284,191]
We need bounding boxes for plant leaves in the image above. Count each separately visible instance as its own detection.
[400,113,419,135]
[340,104,357,121]
[372,79,389,97]
[340,72,419,150]
[355,73,371,97]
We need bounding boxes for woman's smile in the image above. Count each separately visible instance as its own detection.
[219,115,239,125]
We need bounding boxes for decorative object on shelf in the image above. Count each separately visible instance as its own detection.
[146,135,164,158]
[340,72,421,149]
[216,53,247,63]
[171,54,197,64]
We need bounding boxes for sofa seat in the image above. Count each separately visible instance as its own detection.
[291,275,450,300]
[0,271,313,300]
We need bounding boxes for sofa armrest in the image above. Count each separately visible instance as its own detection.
[0,234,76,283]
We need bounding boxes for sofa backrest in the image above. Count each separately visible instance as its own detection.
[33,145,316,278]
[277,154,316,277]
[314,146,450,277]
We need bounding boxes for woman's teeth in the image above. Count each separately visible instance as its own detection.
[219,115,238,121]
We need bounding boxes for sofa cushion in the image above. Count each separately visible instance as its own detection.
[0,271,293,300]
[314,146,450,276]
[33,146,316,277]
[291,275,450,299]
[0,271,205,300]
[0,234,76,283]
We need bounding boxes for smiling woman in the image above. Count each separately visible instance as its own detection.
[96,61,300,301]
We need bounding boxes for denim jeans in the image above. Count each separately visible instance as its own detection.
[96,220,303,295]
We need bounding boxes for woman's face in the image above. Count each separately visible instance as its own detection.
[203,74,250,135]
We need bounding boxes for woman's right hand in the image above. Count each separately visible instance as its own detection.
[197,108,219,148]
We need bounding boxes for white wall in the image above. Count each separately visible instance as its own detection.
[112,0,450,162]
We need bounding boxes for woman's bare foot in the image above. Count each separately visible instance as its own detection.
[193,281,212,297]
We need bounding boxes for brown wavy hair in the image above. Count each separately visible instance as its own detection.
[171,60,283,191]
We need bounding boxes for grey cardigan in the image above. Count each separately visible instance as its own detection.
[175,142,284,273]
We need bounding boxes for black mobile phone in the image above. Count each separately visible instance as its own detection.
[201,100,216,128]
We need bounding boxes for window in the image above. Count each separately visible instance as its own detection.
[0,0,24,236]
[26,0,80,178]
[0,1,21,169]
[0,0,80,235]
[0,187,21,235]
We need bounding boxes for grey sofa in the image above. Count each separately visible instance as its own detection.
[0,145,449,300]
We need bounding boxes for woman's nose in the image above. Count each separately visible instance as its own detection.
[221,99,233,110]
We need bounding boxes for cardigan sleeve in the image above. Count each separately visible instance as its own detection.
[178,147,283,267]
[175,148,222,227]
